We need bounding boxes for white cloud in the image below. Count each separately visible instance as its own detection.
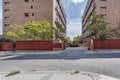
[80,8,84,16]
[67,18,82,40]
[64,0,84,9]
[70,0,84,4]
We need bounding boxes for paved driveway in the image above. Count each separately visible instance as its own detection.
[0,47,120,79]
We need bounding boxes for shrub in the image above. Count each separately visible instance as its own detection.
[99,32,107,39]
[0,38,14,43]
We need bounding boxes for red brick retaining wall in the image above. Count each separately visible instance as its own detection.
[16,40,53,50]
[16,40,65,51]
[93,39,120,49]
[53,43,62,48]
[53,41,65,50]
[0,43,14,51]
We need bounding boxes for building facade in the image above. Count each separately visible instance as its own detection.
[82,0,120,44]
[3,0,66,39]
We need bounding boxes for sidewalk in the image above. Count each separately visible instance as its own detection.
[0,71,119,80]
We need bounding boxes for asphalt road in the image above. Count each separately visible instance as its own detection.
[3,47,120,60]
[0,47,120,79]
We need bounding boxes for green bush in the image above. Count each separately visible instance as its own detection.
[0,38,14,43]
[99,32,107,39]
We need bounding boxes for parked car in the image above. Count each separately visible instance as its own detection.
[69,43,79,47]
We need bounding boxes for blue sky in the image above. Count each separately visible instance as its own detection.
[62,0,87,39]
[0,0,87,39]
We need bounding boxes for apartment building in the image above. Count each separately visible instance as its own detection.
[3,0,67,39]
[82,0,120,43]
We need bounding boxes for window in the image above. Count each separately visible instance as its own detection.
[5,17,10,19]
[55,6,58,11]
[31,6,33,9]
[56,18,57,21]
[25,13,29,17]
[5,24,10,27]
[101,7,106,10]
[5,2,10,5]
[32,13,34,16]
[5,9,10,12]
[25,0,29,2]
[101,0,106,1]
[103,14,107,17]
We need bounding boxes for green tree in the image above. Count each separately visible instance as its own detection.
[5,24,26,39]
[55,21,66,41]
[86,12,107,39]
[24,21,41,40]
[5,20,54,40]
[40,20,53,40]
[73,35,83,43]
[65,36,72,44]
[110,22,120,38]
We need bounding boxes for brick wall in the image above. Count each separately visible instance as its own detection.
[93,39,120,49]
[53,41,65,50]
[0,40,66,51]
[16,40,53,50]
[16,40,65,51]
[0,43,14,51]
[53,43,62,48]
